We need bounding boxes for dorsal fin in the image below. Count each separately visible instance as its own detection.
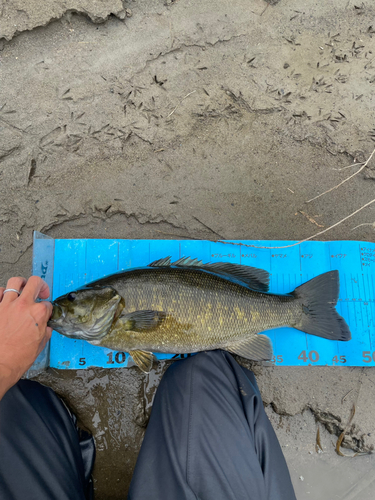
[148,256,270,293]
[149,256,172,267]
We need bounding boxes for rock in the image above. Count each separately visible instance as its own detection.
[0,0,127,41]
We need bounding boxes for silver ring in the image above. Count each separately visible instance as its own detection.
[3,288,21,295]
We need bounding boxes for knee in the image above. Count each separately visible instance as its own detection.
[1,379,59,415]
[162,350,232,384]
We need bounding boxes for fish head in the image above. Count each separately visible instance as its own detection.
[48,286,124,341]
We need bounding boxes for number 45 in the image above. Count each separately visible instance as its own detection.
[332,355,346,364]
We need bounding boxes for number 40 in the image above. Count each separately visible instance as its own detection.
[298,350,319,362]
[298,351,347,364]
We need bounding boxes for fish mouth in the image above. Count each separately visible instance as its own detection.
[48,303,67,332]
[50,303,65,322]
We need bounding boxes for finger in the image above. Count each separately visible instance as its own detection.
[44,301,53,320]
[46,326,53,339]
[33,301,53,324]
[21,276,50,303]
[2,277,27,304]
[0,287,4,302]
[36,280,51,300]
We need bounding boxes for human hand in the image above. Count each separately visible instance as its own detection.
[0,276,53,399]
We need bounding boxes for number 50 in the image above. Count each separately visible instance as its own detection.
[363,351,375,363]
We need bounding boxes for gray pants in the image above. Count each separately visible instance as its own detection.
[129,351,296,500]
[0,351,296,499]
[0,378,94,500]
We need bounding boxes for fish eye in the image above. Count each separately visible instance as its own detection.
[67,292,77,302]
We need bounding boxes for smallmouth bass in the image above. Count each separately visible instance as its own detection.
[48,257,351,372]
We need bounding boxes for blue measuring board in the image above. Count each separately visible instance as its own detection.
[34,238,375,369]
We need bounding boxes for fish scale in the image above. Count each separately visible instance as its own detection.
[92,267,299,354]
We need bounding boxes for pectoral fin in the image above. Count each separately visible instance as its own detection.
[226,334,273,361]
[130,349,155,373]
[121,310,166,331]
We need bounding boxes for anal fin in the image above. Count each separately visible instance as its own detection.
[226,334,273,361]
[130,349,155,373]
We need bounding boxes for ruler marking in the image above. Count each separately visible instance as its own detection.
[351,274,358,328]
[369,273,375,352]
[363,273,372,351]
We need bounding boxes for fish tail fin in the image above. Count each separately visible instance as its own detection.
[293,270,351,341]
